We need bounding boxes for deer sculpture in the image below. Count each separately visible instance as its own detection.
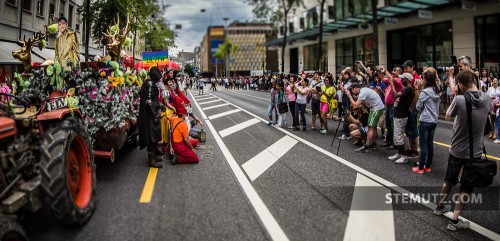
[102,13,131,62]
[12,31,47,73]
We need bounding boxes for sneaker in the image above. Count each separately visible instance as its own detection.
[395,156,408,164]
[388,153,401,161]
[447,220,470,231]
[407,150,419,159]
[412,166,424,174]
[339,134,352,140]
[433,204,452,216]
[424,167,431,173]
[267,121,272,126]
[355,145,368,152]
[293,127,300,131]
[320,129,327,134]
[302,127,307,131]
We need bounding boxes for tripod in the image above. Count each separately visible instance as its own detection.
[330,102,349,156]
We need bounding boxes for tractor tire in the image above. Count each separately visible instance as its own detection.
[0,217,28,241]
[39,116,96,226]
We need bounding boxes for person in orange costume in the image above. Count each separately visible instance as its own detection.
[169,104,199,164]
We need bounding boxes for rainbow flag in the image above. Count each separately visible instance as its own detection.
[142,51,169,70]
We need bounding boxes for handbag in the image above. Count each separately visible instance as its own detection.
[278,102,288,113]
[462,93,497,188]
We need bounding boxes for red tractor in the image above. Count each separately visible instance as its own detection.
[0,92,96,240]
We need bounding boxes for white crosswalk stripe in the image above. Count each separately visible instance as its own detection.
[208,109,241,120]
[203,103,231,110]
[219,118,260,138]
[198,99,222,105]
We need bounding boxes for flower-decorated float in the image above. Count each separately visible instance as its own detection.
[11,13,144,161]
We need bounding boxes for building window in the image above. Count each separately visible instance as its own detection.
[59,0,65,18]
[48,2,55,23]
[6,0,16,6]
[387,21,453,72]
[36,0,44,16]
[22,0,32,11]
[68,4,74,28]
[336,35,374,72]
[303,42,328,72]
[476,14,500,76]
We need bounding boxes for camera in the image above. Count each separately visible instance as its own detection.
[316,86,321,92]
[375,65,385,72]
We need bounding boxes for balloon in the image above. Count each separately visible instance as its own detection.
[123,56,134,69]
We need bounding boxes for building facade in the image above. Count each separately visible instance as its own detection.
[268,0,500,76]
[225,21,273,76]
[199,26,225,77]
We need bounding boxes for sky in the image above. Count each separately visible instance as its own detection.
[163,0,254,57]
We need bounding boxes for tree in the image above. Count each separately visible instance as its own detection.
[149,18,175,51]
[213,40,238,77]
[213,48,224,78]
[244,0,303,73]
[184,63,195,77]
[316,0,326,72]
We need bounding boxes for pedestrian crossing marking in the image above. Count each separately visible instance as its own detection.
[219,118,261,138]
[198,99,221,105]
[203,103,231,110]
[208,109,241,120]
[242,135,298,181]
[343,173,395,241]
[195,96,217,101]
[139,167,159,203]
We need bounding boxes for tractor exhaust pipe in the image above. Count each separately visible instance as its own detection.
[94,149,115,162]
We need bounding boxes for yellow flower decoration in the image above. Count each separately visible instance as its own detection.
[108,76,125,87]
[65,88,79,116]
[100,72,107,77]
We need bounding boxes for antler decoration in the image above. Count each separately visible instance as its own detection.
[12,29,47,73]
[103,13,131,62]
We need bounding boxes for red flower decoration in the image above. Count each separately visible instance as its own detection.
[33,62,40,67]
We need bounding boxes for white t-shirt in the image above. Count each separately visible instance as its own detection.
[358,87,385,111]
[296,86,310,104]
[487,86,500,98]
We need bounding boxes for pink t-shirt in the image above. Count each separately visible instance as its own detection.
[384,77,404,106]
[286,86,296,102]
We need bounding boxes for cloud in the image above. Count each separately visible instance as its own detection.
[163,0,254,56]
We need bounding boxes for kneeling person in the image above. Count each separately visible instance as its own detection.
[169,106,199,164]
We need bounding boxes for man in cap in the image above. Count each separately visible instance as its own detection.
[403,60,421,158]
[386,70,415,163]
[55,14,79,70]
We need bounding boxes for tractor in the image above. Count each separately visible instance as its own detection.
[0,91,96,240]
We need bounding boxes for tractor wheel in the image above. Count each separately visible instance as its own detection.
[0,217,27,241]
[39,116,96,226]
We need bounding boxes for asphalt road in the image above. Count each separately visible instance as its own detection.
[21,88,500,241]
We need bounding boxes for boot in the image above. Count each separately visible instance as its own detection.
[171,153,179,165]
[148,152,163,168]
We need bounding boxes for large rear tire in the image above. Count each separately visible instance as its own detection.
[0,217,27,241]
[40,116,96,226]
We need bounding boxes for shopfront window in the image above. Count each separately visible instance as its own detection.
[303,42,328,72]
[476,14,500,76]
[387,21,453,73]
[335,34,372,73]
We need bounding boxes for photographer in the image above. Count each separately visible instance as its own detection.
[448,56,472,96]
[347,106,370,146]
[309,72,325,130]
[338,67,360,140]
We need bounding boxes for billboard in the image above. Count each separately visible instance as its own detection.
[142,50,169,69]
[210,40,224,64]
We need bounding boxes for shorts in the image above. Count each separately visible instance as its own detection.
[405,109,419,140]
[378,110,386,128]
[393,117,408,146]
[368,109,384,128]
[320,101,329,113]
[444,154,474,193]
[311,99,320,115]
[359,125,368,137]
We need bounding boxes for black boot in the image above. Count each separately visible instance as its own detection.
[148,152,163,168]
[171,153,179,165]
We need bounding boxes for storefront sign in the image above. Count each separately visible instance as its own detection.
[384,17,399,25]
[462,0,476,11]
[418,10,433,19]
[143,50,169,69]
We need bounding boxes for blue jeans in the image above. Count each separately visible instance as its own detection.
[268,102,277,122]
[294,102,306,128]
[418,121,437,170]
[385,106,394,145]
[497,115,500,141]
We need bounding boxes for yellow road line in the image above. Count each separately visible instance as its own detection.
[433,141,500,161]
[139,167,159,203]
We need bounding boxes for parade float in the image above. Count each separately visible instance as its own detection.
[0,13,143,240]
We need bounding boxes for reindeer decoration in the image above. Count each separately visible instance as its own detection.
[12,30,47,73]
[102,13,131,62]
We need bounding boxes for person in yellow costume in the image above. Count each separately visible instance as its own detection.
[319,75,336,134]
[55,14,79,70]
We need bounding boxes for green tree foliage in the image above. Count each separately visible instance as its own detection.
[78,0,174,49]
[184,63,195,77]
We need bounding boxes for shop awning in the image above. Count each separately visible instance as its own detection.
[0,41,44,64]
[266,0,454,47]
[32,48,55,62]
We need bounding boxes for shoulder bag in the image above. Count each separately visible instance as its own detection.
[462,93,497,188]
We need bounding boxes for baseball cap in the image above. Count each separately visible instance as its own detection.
[398,73,414,81]
[402,60,415,67]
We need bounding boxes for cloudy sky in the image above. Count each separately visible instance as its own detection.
[163,0,254,56]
